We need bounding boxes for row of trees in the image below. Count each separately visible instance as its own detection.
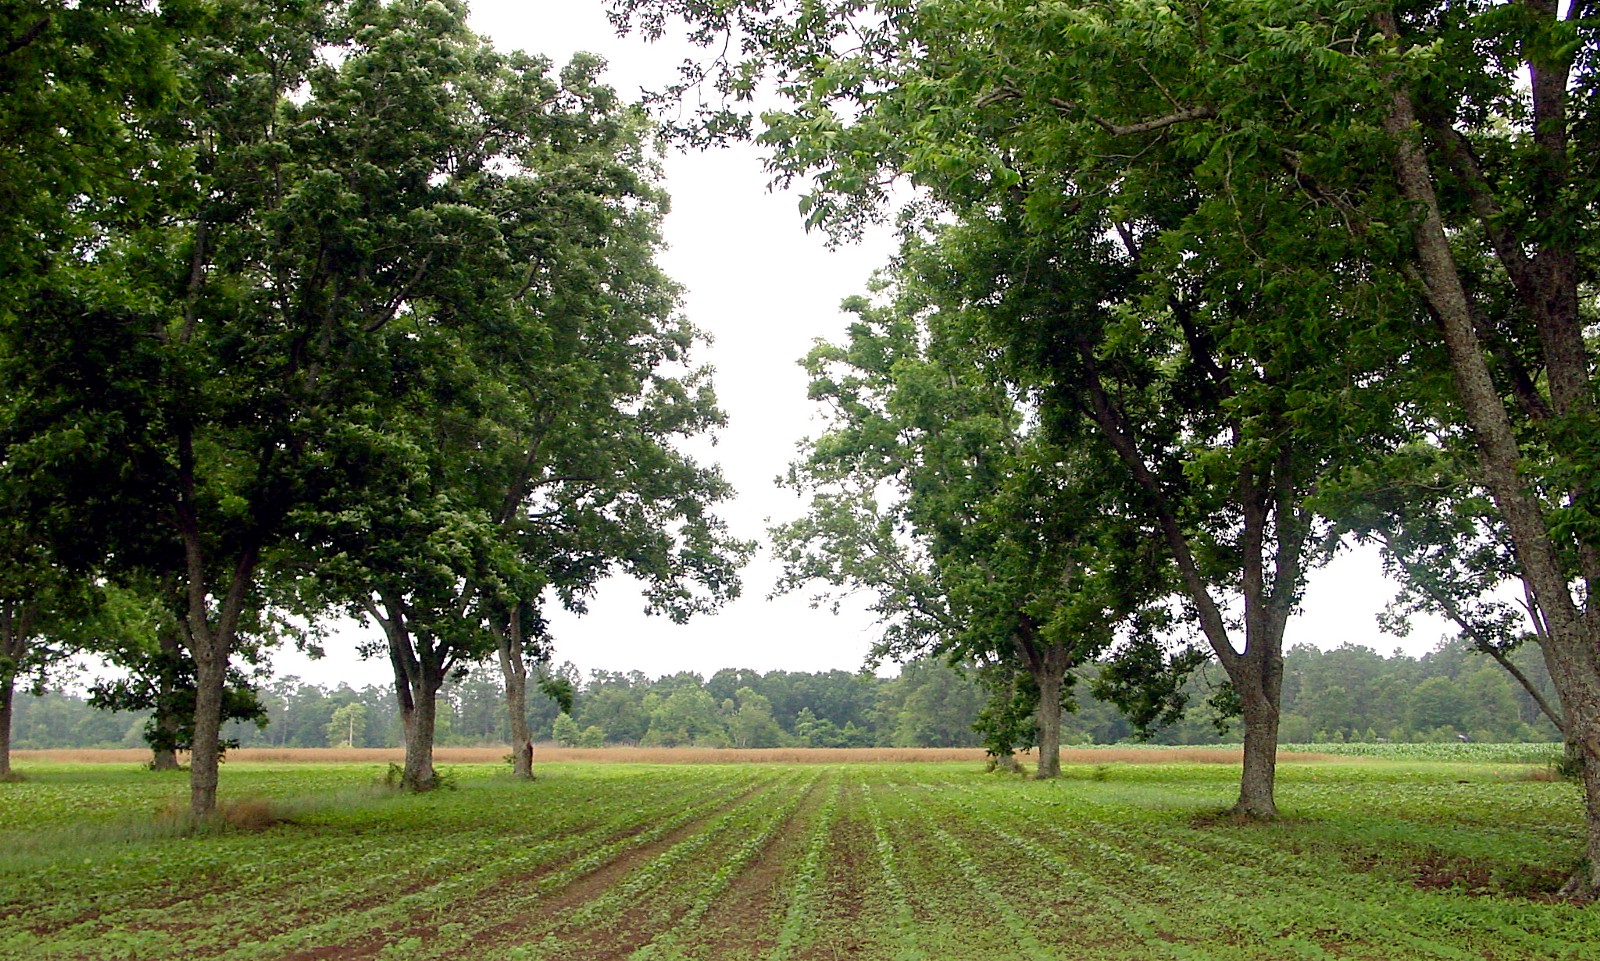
[9,640,1562,752]
[609,0,1600,889]
[0,0,750,812]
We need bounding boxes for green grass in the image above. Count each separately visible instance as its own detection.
[1,756,1595,959]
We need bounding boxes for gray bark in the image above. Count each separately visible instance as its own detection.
[498,607,533,779]
[1075,329,1306,819]
[371,591,445,792]
[1236,656,1283,819]
[1,600,34,779]
[1016,627,1072,780]
[0,672,14,779]
[1375,12,1600,889]
[1033,668,1063,780]
[175,427,261,818]
[400,682,438,791]
[188,648,224,817]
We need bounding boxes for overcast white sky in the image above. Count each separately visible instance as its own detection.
[275,0,1458,688]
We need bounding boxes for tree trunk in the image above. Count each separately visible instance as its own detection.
[1581,757,1600,894]
[497,611,533,779]
[1075,340,1304,818]
[150,725,181,771]
[1033,667,1063,780]
[1014,622,1071,780]
[1,603,29,780]
[375,593,444,792]
[1577,717,1600,893]
[400,680,438,791]
[188,646,225,818]
[1540,643,1600,892]
[1373,24,1600,890]
[0,671,14,779]
[173,422,262,818]
[1235,661,1282,819]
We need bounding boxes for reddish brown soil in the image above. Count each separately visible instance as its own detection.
[457,778,786,959]
[794,784,880,960]
[272,779,779,961]
[547,777,832,961]
[670,775,839,959]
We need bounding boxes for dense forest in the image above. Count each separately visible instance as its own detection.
[12,639,1560,753]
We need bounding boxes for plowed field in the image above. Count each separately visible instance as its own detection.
[2,758,1596,959]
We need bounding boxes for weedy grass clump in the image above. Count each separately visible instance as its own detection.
[381,763,461,791]
[217,798,289,832]
[152,797,297,835]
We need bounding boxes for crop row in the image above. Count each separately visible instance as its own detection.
[3,759,1598,960]
[1281,742,1564,763]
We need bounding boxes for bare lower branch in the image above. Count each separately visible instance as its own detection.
[976,85,1215,136]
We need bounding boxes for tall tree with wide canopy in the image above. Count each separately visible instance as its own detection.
[1364,2,1600,891]
[612,0,1410,815]
[477,147,750,778]
[774,263,1173,778]
[637,0,1600,876]
[797,0,1600,883]
[0,0,642,814]
[286,4,749,790]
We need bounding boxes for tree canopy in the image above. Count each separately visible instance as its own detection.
[611,0,1600,854]
[1,0,749,809]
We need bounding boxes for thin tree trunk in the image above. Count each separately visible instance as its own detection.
[1482,644,1566,738]
[175,429,261,818]
[188,646,225,818]
[1075,338,1303,817]
[372,592,443,792]
[0,672,14,779]
[1,602,30,780]
[498,608,533,779]
[1391,548,1569,736]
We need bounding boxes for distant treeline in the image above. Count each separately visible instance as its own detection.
[13,638,1560,753]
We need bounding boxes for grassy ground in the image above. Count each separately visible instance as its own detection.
[1,750,1594,960]
[8,744,1339,765]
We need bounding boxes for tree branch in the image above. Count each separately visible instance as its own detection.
[363,252,435,333]
[976,85,1215,137]
[1388,540,1566,734]
[1071,335,1239,671]
[0,16,50,63]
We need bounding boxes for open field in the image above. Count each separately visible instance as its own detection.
[2,751,1596,960]
[9,744,1344,766]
